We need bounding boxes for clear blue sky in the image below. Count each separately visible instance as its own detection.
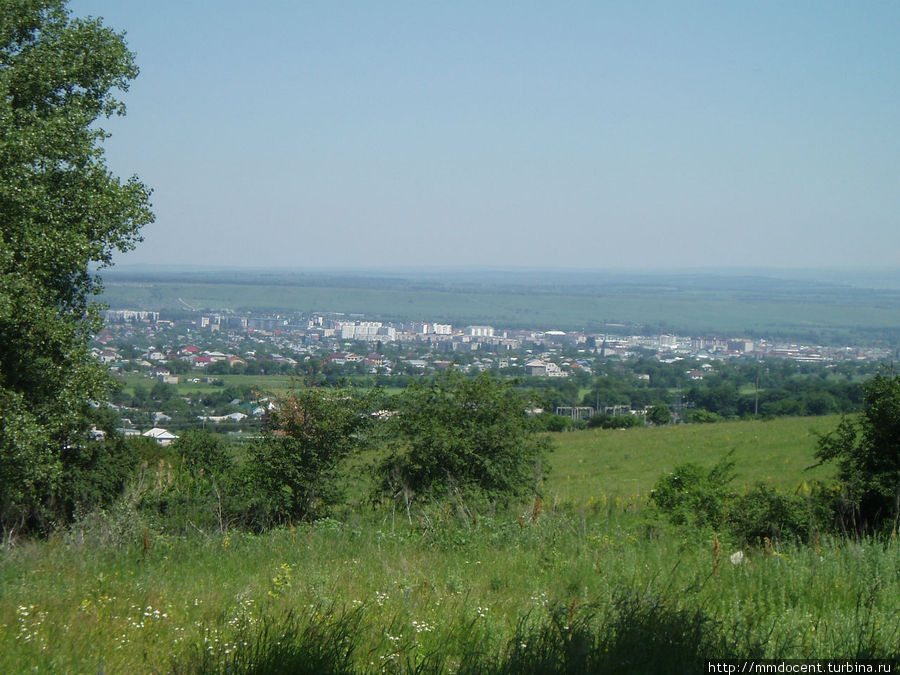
[70,1,900,270]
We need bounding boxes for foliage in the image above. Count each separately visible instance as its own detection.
[377,371,552,506]
[646,403,672,426]
[586,412,642,429]
[58,434,137,524]
[0,0,153,535]
[171,430,232,478]
[649,454,735,530]
[728,482,813,545]
[245,387,374,526]
[687,409,723,423]
[651,456,819,543]
[530,412,585,432]
[815,373,900,534]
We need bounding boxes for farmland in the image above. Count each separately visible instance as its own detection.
[100,268,900,344]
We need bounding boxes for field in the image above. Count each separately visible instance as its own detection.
[100,269,900,341]
[547,416,838,502]
[117,372,301,397]
[4,416,898,673]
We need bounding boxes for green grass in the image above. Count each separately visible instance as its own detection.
[546,415,839,502]
[3,513,898,671]
[116,372,300,397]
[4,415,894,673]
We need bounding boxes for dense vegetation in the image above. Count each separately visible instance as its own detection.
[4,409,900,671]
[0,0,153,536]
[5,372,900,670]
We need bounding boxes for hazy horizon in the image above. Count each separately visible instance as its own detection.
[72,1,900,271]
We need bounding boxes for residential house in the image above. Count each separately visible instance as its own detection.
[142,427,178,446]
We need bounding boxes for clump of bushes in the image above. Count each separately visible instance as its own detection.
[650,454,815,545]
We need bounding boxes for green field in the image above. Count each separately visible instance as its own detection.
[117,372,301,397]
[546,416,838,502]
[5,415,890,672]
[100,270,900,341]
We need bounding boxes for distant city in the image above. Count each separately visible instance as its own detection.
[98,308,893,386]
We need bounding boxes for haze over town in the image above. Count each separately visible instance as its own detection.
[71,1,900,271]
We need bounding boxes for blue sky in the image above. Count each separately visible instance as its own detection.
[70,1,900,270]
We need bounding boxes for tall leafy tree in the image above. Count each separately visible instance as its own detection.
[0,0,153,534]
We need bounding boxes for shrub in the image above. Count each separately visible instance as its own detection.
[171,430,232,478]
[646,403,672,426]
[727,482,813,545]
[377,371,552,506]
[245,387,374,527]
[58,433,138,524]
[687,409,722,424]
[650,454,734,530]
[531,413,586,432]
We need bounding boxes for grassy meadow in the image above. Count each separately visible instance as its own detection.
[3,415,899,673]
[117,373,300,398]
[547,415,838,502]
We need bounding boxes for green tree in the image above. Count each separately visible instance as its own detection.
[377,371,552,506]
[650,454,735,530]
[171,430,231,478]
[245,388,373,527]
[0,1,153,535]
[815,374,900,534]
[647,403,672,426]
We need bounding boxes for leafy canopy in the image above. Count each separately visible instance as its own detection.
[0,0,153,533]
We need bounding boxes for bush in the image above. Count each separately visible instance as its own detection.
[377,371,552,506]
[727,483,813,545]
[650,455,735,530]
[531,413,586,432]
[171,430,232,478]
[687,409,722,424]
[245,387,374,527]
[58,434,138,524]
[646,403,672,426]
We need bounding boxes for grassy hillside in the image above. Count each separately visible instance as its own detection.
[5,415,892,673]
